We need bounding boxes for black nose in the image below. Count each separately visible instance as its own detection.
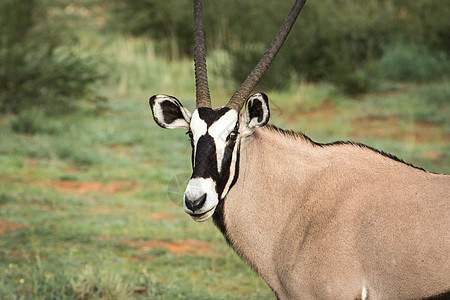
[185,194,207,212]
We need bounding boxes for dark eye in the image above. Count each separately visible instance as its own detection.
[186,130,193,140]
[227,130,239,141]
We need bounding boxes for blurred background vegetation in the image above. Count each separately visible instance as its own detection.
[109,0,450,92]
[0,0,449,299]
[1,0,449,112]
[0,0,108,114]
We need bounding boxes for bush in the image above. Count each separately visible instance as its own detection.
[409,84,450,124]
[108,0,193,59]
[10,109,63,135]
[230,44,294,91]
[378,43,450,82]
[329,67,379,96]
[0,0,108,114]
[108,0,450,91]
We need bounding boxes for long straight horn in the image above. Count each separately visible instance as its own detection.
[227,0,307,111]
[193,0,212,108]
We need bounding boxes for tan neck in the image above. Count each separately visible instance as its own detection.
[217,126,319,291]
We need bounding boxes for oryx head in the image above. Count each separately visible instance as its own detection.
[149,0,305,221]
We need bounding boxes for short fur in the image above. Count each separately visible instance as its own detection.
[149,1,447,297]
[150,93,450,299]
[216,123,450,299]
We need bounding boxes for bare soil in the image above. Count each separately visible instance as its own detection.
[0,220,27,235]
[27,179,138,195]
[123,239,214,255]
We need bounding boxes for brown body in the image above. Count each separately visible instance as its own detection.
[220,125,450,299]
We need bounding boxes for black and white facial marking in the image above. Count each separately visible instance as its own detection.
[149,93,270,222]
[184,107,240,221]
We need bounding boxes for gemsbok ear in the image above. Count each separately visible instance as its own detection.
[149,95,192,129]
[243,93,270,133]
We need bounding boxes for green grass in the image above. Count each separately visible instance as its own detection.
[0,90,273,299]
[1,82,448,299]
[1,29,449,299]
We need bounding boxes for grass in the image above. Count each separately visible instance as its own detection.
[0,88,273,298]
[1,26,449,300]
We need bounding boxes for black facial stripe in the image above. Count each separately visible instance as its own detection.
[192,134,219,180]
[212,143,240,245]
[229,143,240,191]
[215,135,238,197]
[197,107,231,126]
[190,138,195,167]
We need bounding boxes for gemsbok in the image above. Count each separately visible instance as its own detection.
[148,0,450,299]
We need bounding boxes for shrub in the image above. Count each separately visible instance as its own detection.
[0,0,108,114]
[10,110,63,135]
[108,0,193,59]
[230,44,294,91]
[108,0,450,91]
[409,84,450,124]
[378,43,450,82]
[329,68,378,96]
